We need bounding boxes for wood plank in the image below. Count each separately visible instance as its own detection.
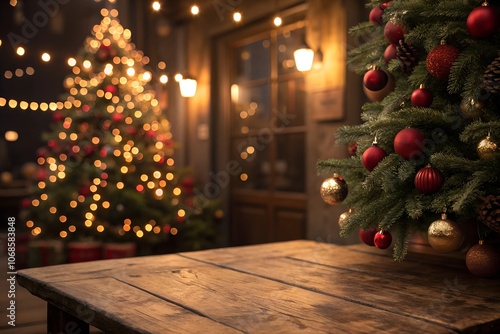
[203,254,500,333]
[15,240,315,285]
[180,239,316,263]
[114,259,455,334]
[19,276,241,334]
[287,243,500,300]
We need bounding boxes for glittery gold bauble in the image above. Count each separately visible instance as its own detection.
[427,213,464,253]
[465,241,500,278]
[460,98,486,119]
[338,209,353,228]
[477,135,498,160]
[320,174,348,205]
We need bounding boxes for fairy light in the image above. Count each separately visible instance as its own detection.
[233,11,242,22]
[16,46,25,56]
[174,73,183,82]
[191,5,200,15]
[41,52,51,62]
[152,1,161,11]
[274,16,282,26]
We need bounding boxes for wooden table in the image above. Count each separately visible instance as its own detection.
[17,240,500,333]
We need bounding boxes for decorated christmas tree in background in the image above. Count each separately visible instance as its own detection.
[318,0,500,277]
[22,8,220,253]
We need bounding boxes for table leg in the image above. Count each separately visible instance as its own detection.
[47,302,89,334]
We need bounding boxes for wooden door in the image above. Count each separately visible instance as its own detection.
[217,20,308,246]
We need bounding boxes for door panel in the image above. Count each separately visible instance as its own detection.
[225,20,308,246]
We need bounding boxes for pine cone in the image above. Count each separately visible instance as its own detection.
[396,40,418,74]
[481,56,500,94]
[479,195,500,233]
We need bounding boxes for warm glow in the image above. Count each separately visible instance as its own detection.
[41,52,51,62]
[5,131,18,142]
[174,73,183,82]
[127,67,135,76]
[191,5,199,15]
[16,46,25,56]
[152,1,161,11]
[179,78,197,97]
[294,48,314,72]
[274,16,282,26]
[159,74,168,84]
[233,11,242,22]
[83,60,92,69]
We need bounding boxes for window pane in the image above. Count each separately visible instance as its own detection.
[277,27,305,76]
[231,84,270,132]
[234,38,271,83]
[277,77,306,127]
[231,137,270,190]
[275,133,305,192]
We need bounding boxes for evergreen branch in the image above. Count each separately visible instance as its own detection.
[393,219,410,261]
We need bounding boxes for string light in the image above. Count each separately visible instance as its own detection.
[16,46,25,56]
[233,11,242,22]
[159,74,168,84]
[274,16,282,27]
[152,1,161,11]
[41,53,51,62]
[191,5,200,15]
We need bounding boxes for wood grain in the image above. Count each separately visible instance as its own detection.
[16,240,500,334]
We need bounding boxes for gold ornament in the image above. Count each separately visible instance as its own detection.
[338,208,353,228]
[477,134,498,160]
[320,174,348,205]
[460,98,486,119]
[427,213,464,253]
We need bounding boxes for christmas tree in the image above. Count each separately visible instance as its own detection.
[22,8,220,253]
[318,0,500,276]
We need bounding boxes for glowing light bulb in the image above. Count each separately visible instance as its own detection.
[16,46,25,56]
[274,16,282,26]
[159,74,168,84]
[41,52,51,62]
[152,1,161,11]
[233,11,242,22]
[191,5,199,15]
[174,73,183,82]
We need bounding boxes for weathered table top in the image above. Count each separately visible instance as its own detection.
[17,240,500,334]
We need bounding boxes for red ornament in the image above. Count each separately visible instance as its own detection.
[127,127,138,135]
[359,228,378,246]
[363,68,389,91]
[52,111,64,122]
[374,230,392,249]
[348,142,358,156]
[394,128,425,159]
[466,241,500,278]
[37,168,47,181]
[104,85,118,95]
[411,85,433,107]
[78,182,91,197]
[84,145,95,156]
[369,5,384,25]
[384,44,397,63]
[146,130,156,139]
[466,3,500,39]
[100,147,108,158]
[414,164,444,195]
[426,42,460,81]
[21,198,32,209]
[48,139,58,149]
[384,21,405,45]
[362,142,387,172]
[111,113,124,122]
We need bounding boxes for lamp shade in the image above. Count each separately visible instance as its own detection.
[294,47,314,72]
[179,78,197,97]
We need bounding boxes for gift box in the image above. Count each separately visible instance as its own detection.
[28,240,65,267]
[67,241,102,263]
